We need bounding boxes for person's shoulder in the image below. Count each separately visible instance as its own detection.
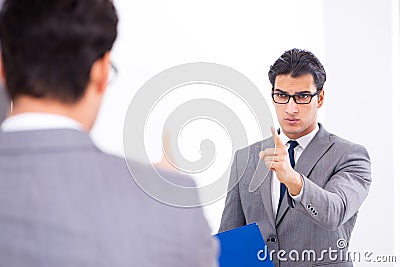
[123,158,196,187]
[327,132,366,149]
[103,154,201,203]
[324,130,369,157]
[89,144,198,190]
[91,150,130,173]
[328,133,354,145]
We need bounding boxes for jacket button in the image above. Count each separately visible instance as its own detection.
[267,235,277,243]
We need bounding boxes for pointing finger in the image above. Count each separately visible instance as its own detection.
[271,126,285,148]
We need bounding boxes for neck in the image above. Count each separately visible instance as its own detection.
[11,96,90,132]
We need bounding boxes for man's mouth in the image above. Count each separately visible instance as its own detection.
[285,118,299,125]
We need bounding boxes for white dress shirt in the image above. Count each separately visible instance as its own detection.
[271,125,319,217]
[0,112,83,132]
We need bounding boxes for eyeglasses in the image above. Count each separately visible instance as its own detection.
[107,61,118,85]
[271,89,321,104]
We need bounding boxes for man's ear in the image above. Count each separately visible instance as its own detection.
[317,89,324,108]
[89,51,111,96]
[271,88,275,105]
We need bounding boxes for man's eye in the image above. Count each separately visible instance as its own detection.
[277,93,288,98]
[297,94,310,99]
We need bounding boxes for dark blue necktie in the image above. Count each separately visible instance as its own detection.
[278,140,299,211]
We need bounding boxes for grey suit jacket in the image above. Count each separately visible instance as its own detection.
[219,124,371,267]
[0,129,219,267]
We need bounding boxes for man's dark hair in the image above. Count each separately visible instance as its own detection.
[268,48,326,90]
[0,0,118,102]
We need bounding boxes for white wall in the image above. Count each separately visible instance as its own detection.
[90,1,399,265]
[91,0,326,157]
[323,0,399,265]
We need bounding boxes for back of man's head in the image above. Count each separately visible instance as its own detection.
[0,0,118,103]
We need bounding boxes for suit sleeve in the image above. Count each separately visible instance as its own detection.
[219,150,246,233]
[291,143,372,230]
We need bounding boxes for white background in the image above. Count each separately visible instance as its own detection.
[92,1,400,266]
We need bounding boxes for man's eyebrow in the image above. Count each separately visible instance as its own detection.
[273,89,313,94]
[296,90,312,94]
[273,89,287,93]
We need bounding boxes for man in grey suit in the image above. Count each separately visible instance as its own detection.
[219,49,371,266]
[0,1,218,266]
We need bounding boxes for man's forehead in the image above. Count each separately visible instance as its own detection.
[274,73,316,91]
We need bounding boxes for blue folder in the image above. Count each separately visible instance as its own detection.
[215,223,274,266]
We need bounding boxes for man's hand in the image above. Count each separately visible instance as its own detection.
[259,127,303,196]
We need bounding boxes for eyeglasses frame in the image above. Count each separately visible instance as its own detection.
[271,89,322,104]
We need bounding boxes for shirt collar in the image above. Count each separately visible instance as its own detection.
[0,112,84,132]
[279,124,320,149]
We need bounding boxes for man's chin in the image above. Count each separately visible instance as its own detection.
[280,126,304,138]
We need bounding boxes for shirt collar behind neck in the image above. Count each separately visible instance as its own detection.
[1,112,84,132]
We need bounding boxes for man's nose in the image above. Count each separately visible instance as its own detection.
[285,97,298,114]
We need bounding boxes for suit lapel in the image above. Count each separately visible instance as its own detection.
[259,170,276,230]
[275,124,333,226]
[294,125,333,177]
[275,191,290,226]
[251,138,276,230]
